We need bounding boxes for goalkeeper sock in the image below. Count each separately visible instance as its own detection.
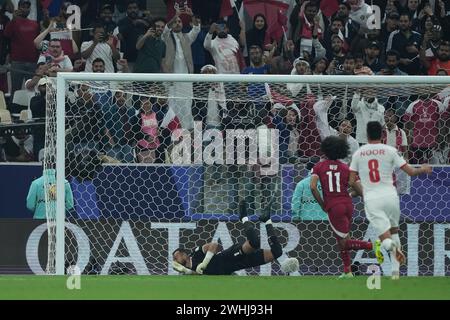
[244,221,260,249]
[340,249,351,274]
[266,223,282,259]
[345,239,373,251]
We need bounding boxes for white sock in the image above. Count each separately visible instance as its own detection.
[391,233,401,250]
[265,219,273,225]
[390,234,401,274]
[382,238,394,252]
[390,250,400,273]
[242,217,249,223]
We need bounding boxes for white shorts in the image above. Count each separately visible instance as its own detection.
[364,195,401,236]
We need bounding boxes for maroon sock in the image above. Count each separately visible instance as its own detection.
[340,250,351,273]
[345,239,373,251]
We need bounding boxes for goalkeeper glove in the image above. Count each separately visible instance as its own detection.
[196,262,208,274]
[195,251,215,274]
[172,261,193,275]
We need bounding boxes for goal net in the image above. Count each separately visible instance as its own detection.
[44,73,450,276]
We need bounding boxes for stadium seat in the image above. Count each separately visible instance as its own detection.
[19,109,32,122]
[0,109,12,124]
[12,90,34,108]
[0,91,6,110]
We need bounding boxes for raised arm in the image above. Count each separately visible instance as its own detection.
[136,28,155,50]
[186,9,200,44]
[351,92,362,113]
[313,97,337,140]
[34,23,53,49]
[204,23,216,52]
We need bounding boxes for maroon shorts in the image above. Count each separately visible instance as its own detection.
[327,201,353,238]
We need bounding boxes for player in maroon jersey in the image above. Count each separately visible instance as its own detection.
[310,136,381,278]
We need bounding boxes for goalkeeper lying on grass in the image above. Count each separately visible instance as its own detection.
[172,199,298,275]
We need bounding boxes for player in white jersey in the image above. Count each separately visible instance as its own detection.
[349,121,432,279]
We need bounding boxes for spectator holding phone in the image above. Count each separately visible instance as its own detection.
[117,0,150,72]
[36,1,79,61]
[81,24,120,73]
[135,17,166,73]
[3,0,39,97]
[37,39,73,76]
[204,20,241,74]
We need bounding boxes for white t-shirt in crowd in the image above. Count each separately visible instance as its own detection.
[81,41,115,74]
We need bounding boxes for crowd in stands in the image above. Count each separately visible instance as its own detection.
[0,0,448,165]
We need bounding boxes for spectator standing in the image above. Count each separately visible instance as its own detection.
[4,0,39,96]
[382,108,410,194]
[387,13,422,74]
[381,12,399,45]
[242,45,271,103]
[81,24,120,74]
[244,14,271,58]
[135,17,166,73]
[162,8,200,130]
[38,1,79,61]
[333,1,360,44]
[314,96,359,164]
[351,92,385,145]
[204,21,241,74]
[117,0,150,72]
[403,94,448,163]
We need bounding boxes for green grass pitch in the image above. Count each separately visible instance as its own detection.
[1,276,450,300]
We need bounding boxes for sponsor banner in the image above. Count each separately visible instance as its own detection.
[1,165,449,221]
[1,219,449,276]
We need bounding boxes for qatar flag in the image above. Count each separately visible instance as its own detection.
[220,0,237,18]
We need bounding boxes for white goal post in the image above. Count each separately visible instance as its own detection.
[48,73,450,276]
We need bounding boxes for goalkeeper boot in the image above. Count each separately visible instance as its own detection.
[259,196,275,223]
[338,272,354,279]
[239,200,248,221]
[374,239,384,264]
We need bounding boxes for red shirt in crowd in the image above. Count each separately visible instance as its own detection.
[403,99,449,148]
[428,58,450,75]
[4,17,39,63]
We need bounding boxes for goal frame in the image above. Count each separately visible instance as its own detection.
[54,73,450,275]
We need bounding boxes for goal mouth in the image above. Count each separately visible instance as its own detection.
[42,74,450,275]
